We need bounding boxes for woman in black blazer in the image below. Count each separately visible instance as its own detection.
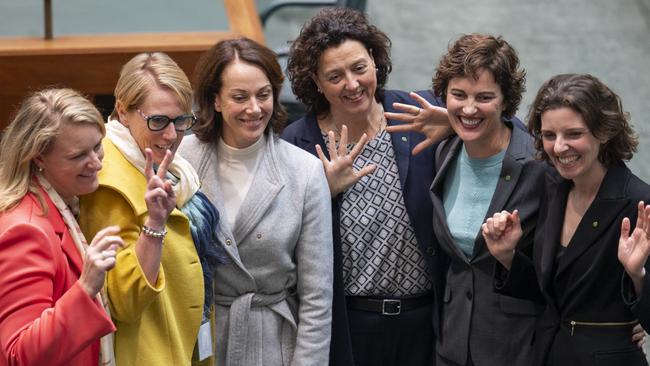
[483,73,650,366]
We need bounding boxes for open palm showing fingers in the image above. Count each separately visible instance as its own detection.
[316,125,376,197]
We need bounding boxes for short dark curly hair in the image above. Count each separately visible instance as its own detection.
[528,73,637,166]
[432,33,526,119]
[287,7,392,118]
[192,37,287,143]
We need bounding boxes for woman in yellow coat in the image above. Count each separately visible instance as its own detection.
[79,52,224,365]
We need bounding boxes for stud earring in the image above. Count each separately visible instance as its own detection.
[38,166,43,172]
[317,87,322,93]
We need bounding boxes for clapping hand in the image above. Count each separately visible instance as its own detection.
[482,210,522,270]
[315,125,376,197]
[618,201,650,294]
[79,225,124,297]
[144,148,176,229]
[384,91,451,155]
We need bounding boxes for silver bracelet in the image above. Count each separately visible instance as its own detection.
[142,225,167,240]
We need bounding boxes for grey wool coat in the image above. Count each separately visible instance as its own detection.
[178,132,333,366]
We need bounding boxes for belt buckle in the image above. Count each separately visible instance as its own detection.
[382,299,401,315]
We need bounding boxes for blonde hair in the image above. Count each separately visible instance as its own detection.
[111,52,193,118]
[0,88,105,213]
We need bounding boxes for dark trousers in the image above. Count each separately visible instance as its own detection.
[347,304,435,366]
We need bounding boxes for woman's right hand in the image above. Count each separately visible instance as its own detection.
[384,91,452,155]
[79,225,124,297]
[315,125,376,197]
[482,210,522,270]
[143,148,176,230]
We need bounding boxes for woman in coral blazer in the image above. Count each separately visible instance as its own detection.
[0,89,121,366]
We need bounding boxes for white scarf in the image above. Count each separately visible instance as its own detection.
[36,174,115,366]
[105,118,199,207]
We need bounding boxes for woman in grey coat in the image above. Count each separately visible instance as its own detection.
[177,37,333,366]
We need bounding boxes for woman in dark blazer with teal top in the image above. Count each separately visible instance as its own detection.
[483,73,650,366]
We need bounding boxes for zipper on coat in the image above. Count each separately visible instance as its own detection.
[569,319,638,336]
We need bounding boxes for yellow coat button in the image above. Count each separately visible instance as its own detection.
[505,175,511,181]
[592,221,598,228]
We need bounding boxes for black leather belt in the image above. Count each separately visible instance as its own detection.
[346,293,433,316]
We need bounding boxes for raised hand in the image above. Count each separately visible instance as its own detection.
[482,210,522,270]
[315,125,376,197]
[384,91,452,155]
[79,225,124,297]
[144,148,176,230]
[618,201,650,294]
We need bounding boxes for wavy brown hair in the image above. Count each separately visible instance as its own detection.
[192,37,287,143]
[287,7,392,118]
[528,73,637,165]
[433,33,525,119]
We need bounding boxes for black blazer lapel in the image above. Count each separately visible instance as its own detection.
[430,137,468,262]
[537,179,569,291]
[555,165,630,278]
[555,166,630,276]
[472,125,532,261]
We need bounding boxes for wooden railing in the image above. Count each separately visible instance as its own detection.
[0,0,264,129]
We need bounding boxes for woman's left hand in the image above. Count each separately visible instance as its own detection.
[618,201,650,294]
[143,148,176,229]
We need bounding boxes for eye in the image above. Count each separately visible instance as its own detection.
[232,94,247,102]
[327,74,341,83]
[258,90,272,100]
[450,91,465,99]
[477,94,495,102]
[353,64,367,73]
[567,131,583,139]
[541,132,555,140]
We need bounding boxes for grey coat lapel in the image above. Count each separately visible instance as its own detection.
[191,139,247,269]
[233,134,285,243]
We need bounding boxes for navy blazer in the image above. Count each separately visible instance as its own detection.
[281,89,445,366]
[499,162,650,366]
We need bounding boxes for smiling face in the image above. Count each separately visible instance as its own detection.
[445,69,509,157]
[541,107,606,185]
[214,60,273,148]
[35,122,104,204]
[118,85,185,164]
[314,39,377,118]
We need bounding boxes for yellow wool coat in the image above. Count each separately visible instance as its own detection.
[79,139,212,366]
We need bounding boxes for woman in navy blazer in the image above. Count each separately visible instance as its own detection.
[484,73,650,366]
[281,7,451,366]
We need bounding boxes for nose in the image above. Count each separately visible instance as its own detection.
[247,97,261,115]
[161,120,178,141]
[462,99,477,115]
[343,73,360,91]
[554,135,568,154]
[88,151,103,170]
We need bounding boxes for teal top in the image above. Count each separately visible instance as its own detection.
[443,144,506,257]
